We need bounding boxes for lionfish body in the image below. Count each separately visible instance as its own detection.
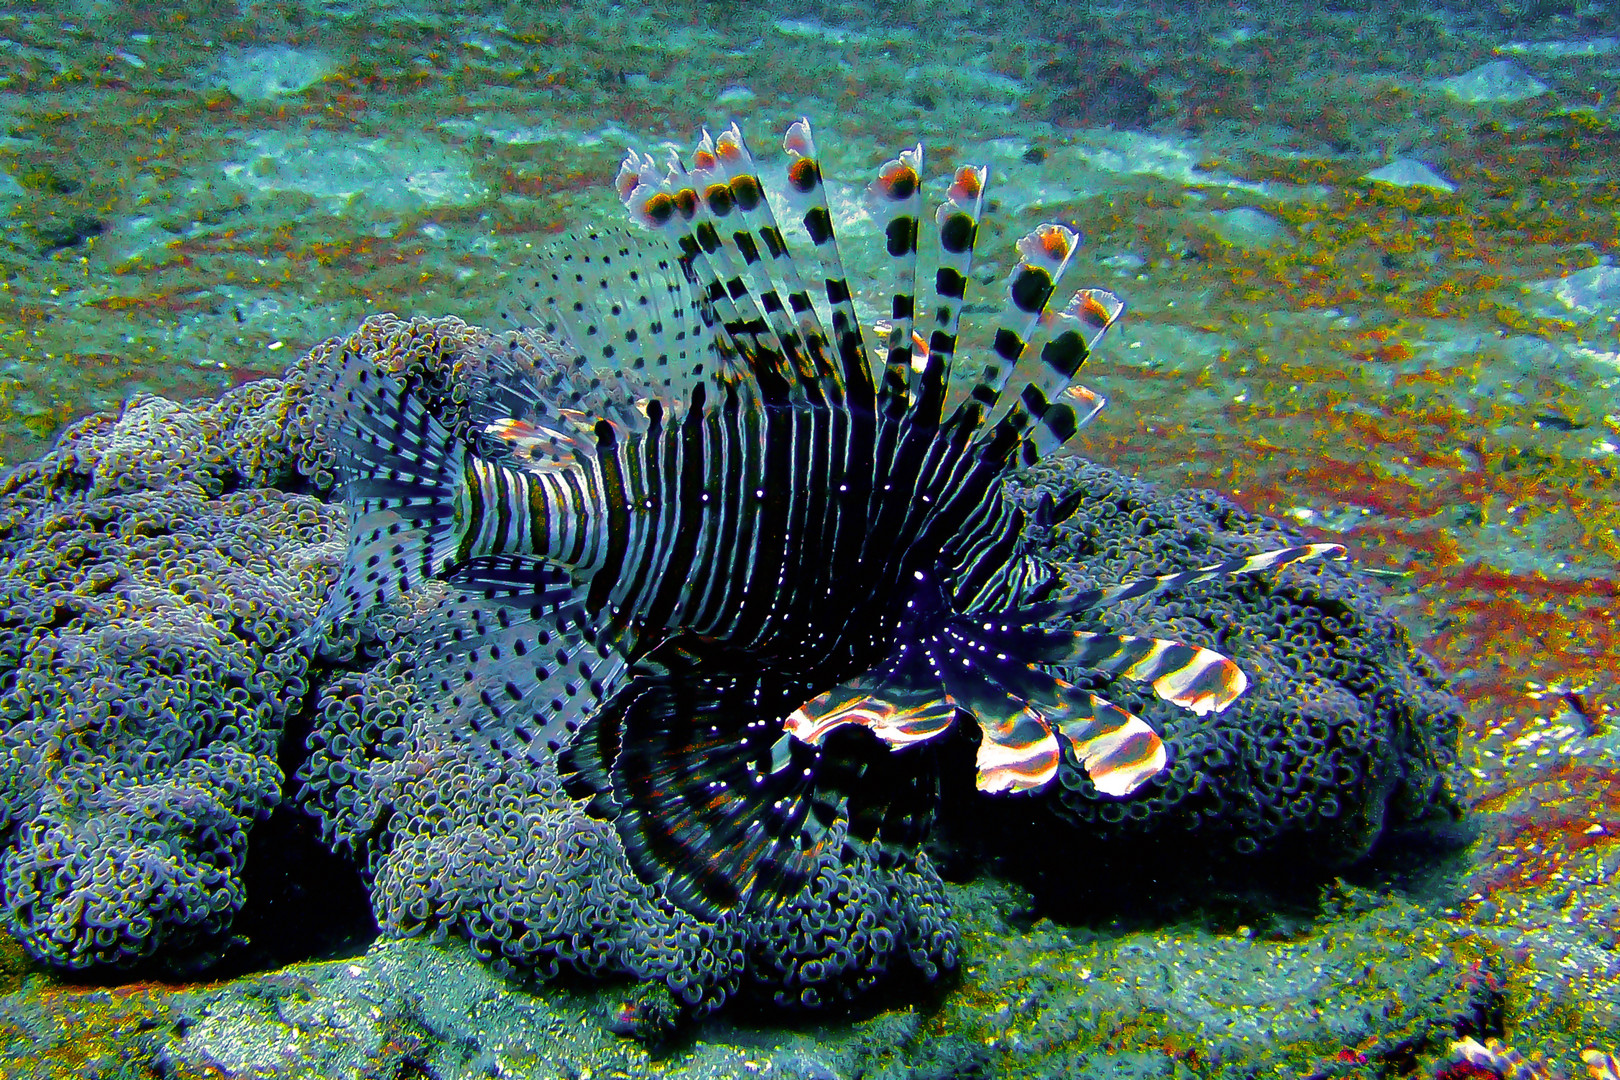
[315,120,1342,917]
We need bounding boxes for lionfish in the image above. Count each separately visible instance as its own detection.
[314,120,1342,918]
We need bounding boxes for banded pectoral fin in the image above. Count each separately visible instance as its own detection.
[786,639,1167,798]
[785,668,1054,794]
[785,671,958,749]
[1041,687,1167,797]
[977,622,1248,716]
[936,650,1166,796]
[562,654,946,919]
[1059,631,1246,715]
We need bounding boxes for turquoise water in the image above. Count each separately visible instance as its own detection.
[1,1,1617,1076]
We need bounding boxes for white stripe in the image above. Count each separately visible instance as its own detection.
[578,452,609,575]
[675,405,717,620]
[538,473,568,561]
[505,470,532,555]
[626,417,684,618]
[472,458,503,556]
[723,400,769,638]
[693,396,741,635]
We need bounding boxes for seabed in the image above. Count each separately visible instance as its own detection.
[0,1,1615,1077]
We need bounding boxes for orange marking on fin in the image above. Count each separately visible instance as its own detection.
[1078,292,1115,327]
[877,161,917,195]
[642,192,675,225]
[786,158,817,191]
[975,716,1060,793]
[949,165,984,200]
[1039,224,1073,260]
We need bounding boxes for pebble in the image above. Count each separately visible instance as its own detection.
[1440,60,1548,104]
[1363,159,1456,194]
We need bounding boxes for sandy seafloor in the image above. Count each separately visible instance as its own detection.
[0,0,1618,1077]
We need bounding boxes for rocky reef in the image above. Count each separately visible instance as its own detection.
[0,316,1461,1020]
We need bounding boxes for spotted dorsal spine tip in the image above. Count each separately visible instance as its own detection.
[866,143,925,410]
[780,118,875,407]
[916,163,988,422]
[965,222,1081,416]
[711,123,845,404]
[617,142,764,388]
[700,124,833,404]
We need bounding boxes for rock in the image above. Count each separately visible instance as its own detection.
[1440,60,1549,104]
[1363,159,1456,194]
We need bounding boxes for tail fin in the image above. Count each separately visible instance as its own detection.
[308,354,466,643]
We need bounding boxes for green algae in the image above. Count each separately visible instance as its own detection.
[0,928,35,997]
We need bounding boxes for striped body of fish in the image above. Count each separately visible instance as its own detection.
[313,120,1344,917]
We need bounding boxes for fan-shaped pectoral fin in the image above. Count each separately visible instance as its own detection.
[973,705,1062,794]
[940,618,1247,716]
[785,670,959,749]
[937,645,1166,797]
[1045,686,1168,797]
[1054,631,1248,715]
[929,651,1060,794]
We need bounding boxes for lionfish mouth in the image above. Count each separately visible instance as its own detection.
[311,117,1345,917]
